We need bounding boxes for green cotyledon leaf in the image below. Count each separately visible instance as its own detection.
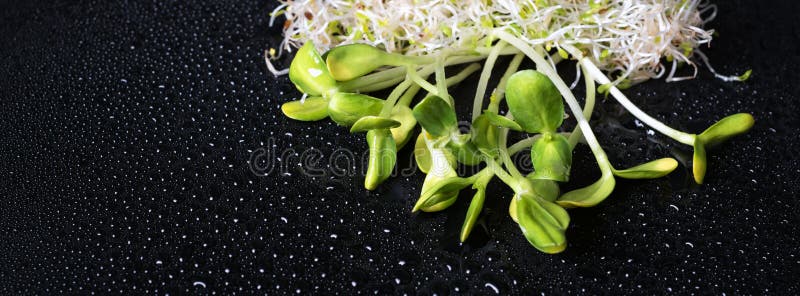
[516,193,570,254]
[523,177,561,202]
[557,168,615,208]
[413,155,466,212]
[698,113,754,148]
[693,113,754,184]
[325,43,391,81]
[281,96,328,121]
[364,129,396,190]
[389,105,416,149]
[530,132,572,182]
[326,43,433,81]
[483,111,523,131]
[505,70,564,133]
[446,140,483,166]
[460,171,493,241]
[350,116,401,133]
[412,95,458,137]
[327,92,384,126]
[471,114,499,158]
[414,132,457,174]
[612,158,678,179]
[288,42,337,96]
[460,187,486,241]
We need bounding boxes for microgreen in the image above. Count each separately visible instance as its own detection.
[327,92,384,126]
[280,96,328,121]
[530,133,573,182]
[350,116,401,133]
[288,42,337,96]
[411,95,457,138]
[506,70,564,134]
[326,44,434,81]
[388,105,417,149]
[272,0,754,253]
[516,192,570,254]
[365,129,396,190]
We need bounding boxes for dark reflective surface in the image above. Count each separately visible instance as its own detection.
[1,0,798,294]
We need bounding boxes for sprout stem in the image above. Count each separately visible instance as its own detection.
[472,40,507,120]
[507,132,572,155]
[488,53,525,113]
[435,56,449,100]
[397,84,421,107]
[338,66,407,92]
[407,65,439,95]
[380,78,413,117]
[568,64,597,148]
[568,45,696,145]
[494,31,612,169]
[486,158,516,188]
[498,123,524,179]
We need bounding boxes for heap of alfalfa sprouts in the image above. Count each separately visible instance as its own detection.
[270,0,731,84]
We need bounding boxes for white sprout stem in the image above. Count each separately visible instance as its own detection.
[694,50,749,82]
[473,46,523,56]
[494,31,612,168]
[446,63,482,85]
[339,66,407,91]
[435,56,449,99]
[406,65,439,95]
[398,63,482,107]
[568,64,597,148]
[486,158,516,188]
[341,55,487,93]
[264,50,289,76]
[571,47,696,145]
[380,78,413,117]
[488,53,525,113]
[403,54,491,96]
[472,40,507,120]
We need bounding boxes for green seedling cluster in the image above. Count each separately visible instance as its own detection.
[279,39,753,253]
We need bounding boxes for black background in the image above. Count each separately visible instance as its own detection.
[1,0,798,294]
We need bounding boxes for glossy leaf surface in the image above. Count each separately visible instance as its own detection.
[327,92,384,126]
[280,96,328,121]
[288,42,337,95]
[506,70,564,133]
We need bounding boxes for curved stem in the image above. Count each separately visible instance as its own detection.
[508,136,538,155]
[499,126,523,179]
[407,65,439,95]
[486,158,516,188]
[397,63,481,108]
[488,53,525,113]
[472,40,507,120]
[447,63,482,85]
[568,64,597,148]
[494,30,612,172]
[379,78,413,117]
[474,46,522,56]
[435,56,449,99]
[568,46,696,145]
[397,84,421,107]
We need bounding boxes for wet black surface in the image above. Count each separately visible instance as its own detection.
[1,0,798,294]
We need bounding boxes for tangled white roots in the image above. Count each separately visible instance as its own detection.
[271,0,719,83]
